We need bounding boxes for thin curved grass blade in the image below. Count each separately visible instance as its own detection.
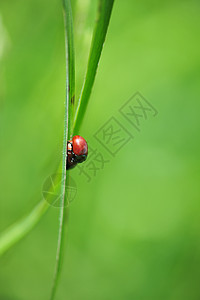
[73,0,115,133]
[50,0,75,299]
[0,199,49,256]
[73,0,96,107]
[0,163,64,258]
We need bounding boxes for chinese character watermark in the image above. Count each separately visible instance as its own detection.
[119,92,158,131]
[94,117,133,157]
[77,92,158,183]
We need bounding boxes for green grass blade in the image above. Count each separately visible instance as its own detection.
[0,165,64,257]
[73,0,115,133]
[73,0,96,107]
[0,200,49,256]
[50,0,75,299]
[64,0,75,139]
[0,0,75,271]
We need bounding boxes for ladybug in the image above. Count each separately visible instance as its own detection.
[66,135,88,170]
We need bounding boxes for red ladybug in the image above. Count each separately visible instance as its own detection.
[66,135,88,170]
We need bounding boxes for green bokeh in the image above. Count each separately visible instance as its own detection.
[0,0,200,299]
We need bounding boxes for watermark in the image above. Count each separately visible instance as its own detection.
[42,173,77,207]
[77,92,158,183]
[119,92,158,131]
[94,117,133,156]
[76,145,110,182]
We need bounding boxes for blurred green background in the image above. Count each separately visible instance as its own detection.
[0,0,200,299]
